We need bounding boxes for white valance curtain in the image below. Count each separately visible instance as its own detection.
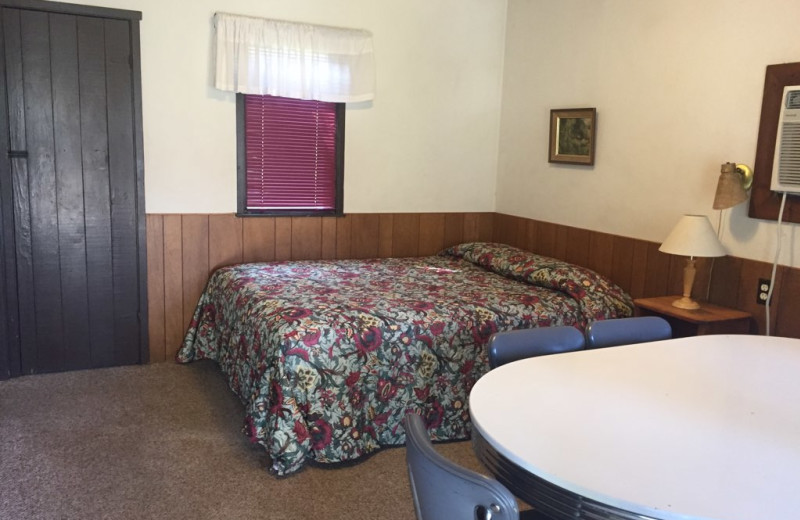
[214,12,375,103]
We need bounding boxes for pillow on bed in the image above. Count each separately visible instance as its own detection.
[442,242,634,326]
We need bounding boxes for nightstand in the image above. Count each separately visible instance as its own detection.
[633,296,752,337]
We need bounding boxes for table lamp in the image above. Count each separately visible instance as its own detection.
[659,215,726,309]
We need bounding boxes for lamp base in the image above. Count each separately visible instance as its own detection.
[672,296,700,310]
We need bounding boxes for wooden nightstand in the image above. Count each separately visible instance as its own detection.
[633,296,752,337]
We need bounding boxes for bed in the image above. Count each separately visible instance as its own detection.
[177,242,633,475]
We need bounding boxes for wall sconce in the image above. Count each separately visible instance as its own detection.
[712,162,753,209]
[659,215,727,309]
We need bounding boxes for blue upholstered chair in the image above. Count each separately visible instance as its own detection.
[487,326,585,369]
[585,316,672,349]
[403,413,549,520]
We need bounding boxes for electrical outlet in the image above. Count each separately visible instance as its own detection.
[757,278,771,305]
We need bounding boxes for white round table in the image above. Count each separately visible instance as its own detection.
[469,335,800,520]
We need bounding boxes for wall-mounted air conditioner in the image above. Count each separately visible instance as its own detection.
[771,86,800,194]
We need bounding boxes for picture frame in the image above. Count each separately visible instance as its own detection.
[548,108,597,165]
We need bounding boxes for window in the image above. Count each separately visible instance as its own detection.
[237,94,344,216]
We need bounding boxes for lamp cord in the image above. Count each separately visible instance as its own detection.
[706,211,725,301]
[765,191,788,337]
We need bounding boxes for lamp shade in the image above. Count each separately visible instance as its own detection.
[659,215,726,258]
[713,162,750,209]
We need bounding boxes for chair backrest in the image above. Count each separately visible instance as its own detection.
[404,414,520,520]
[585,316,672,349]
[488,326,585,369]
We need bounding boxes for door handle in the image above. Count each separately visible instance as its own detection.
[7,150,28,159]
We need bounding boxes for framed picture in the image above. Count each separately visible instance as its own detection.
[548,108,596,165]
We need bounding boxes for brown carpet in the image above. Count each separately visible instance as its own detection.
[0,361,484,520]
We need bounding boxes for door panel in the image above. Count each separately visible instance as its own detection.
[76,15,115,369]
[21,9,65,373]
[51,13,91,371]
[105,18,140,367]
[1,5,145,376]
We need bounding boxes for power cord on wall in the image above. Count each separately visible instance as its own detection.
[765,191,788,337]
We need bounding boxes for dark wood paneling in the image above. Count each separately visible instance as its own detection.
[209,214,242,270]
[321,217,338,259]
[629,241,649,298]
[242,217,275,263]
[419,213,445,256]
[143,212,800,363]
[776,267,800,338]
[291,217,322,260]
[378,214,393,257]
[586,231,614,280]
[351,214,379,259]
[610,236,635,295]
[392,214,420,257]
[274,218,291,261]
[492,213,517,247]
[642,242,670,298]
[146,214,165,362]
[565,227,590,269]
[535,221,556,259]
[181,215,208,332]
[443,213,464,248]
[163,215,183,360]
[335,215,351,259]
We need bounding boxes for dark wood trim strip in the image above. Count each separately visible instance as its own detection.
[0,0,140,21]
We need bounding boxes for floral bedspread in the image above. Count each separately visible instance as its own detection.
[177,242,633,476]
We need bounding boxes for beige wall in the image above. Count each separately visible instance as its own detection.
[63,0,508,214]
[496,0,800,267]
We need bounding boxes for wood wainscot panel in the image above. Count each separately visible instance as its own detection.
[145,212,800,361]
[291,217,323,260]
[274,218,292,261]
[565,227,590,270]
[491,214,800,340]
[321,217,338,259]
[419,213,446,256]
[335,215,352,259]
[586,231,614,280]
[391,214,420,257]
[378,214,394,257]
[209,214,243,270]
[242,217,276,263]
[443,213,465,248]
[181,215,209,334]
[162,215,184,360]
[350,214,380,259]
[775,266,800,338]
[145,214,165,362]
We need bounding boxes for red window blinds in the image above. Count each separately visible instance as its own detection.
[244,95,338,211]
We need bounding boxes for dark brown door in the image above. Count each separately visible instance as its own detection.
[0,3,146,378]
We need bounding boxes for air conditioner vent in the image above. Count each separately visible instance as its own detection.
[778,122,800,186]
[771,86,800,193]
